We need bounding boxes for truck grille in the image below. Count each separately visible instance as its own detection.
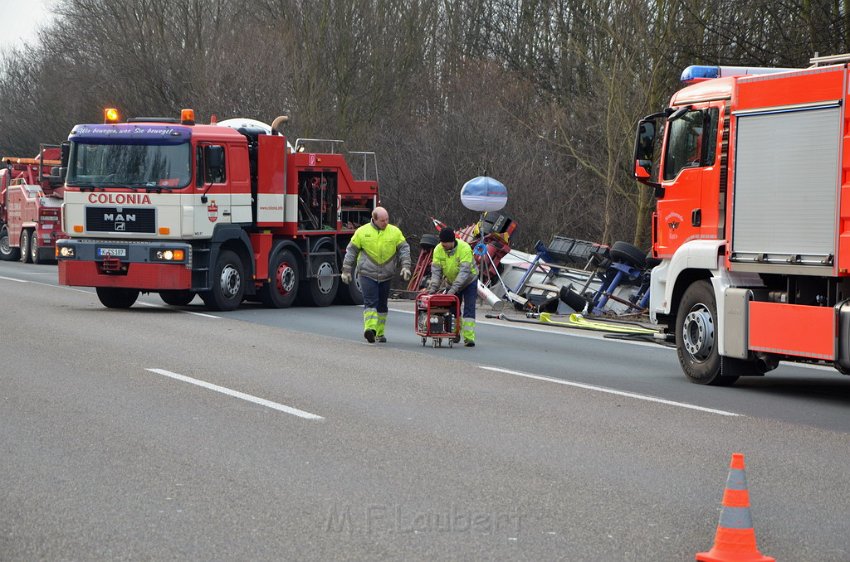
[85,207,156,234]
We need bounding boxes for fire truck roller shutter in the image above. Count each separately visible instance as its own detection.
[731,104,840,267]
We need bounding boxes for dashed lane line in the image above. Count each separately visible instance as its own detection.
[145,368,324,420]
[479,365,740,416]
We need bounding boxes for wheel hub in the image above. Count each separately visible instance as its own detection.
[276,263,295,295]
[316,262,334,294]
[683,307,715,361]
[220,265,241,298]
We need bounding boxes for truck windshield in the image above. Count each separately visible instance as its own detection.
[66,142,191,189]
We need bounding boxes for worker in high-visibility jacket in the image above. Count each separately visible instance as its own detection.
[428,228,478,347]
[341,207,411,343]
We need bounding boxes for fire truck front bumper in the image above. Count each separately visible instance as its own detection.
[56,239,192,290]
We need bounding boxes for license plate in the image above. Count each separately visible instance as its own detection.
[97,247,127,258]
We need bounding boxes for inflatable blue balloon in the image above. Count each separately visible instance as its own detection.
[460,176,507,212]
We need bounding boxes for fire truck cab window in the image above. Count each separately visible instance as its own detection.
[197,145,226,185]
[664,109,716,181]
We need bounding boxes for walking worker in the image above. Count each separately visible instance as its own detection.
[341,207,411,343]
[428,228,478,347]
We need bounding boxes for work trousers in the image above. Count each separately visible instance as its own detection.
[456,281,477,343]
[359,275,390,337]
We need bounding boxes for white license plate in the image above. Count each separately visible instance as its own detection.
[97,247,127,258]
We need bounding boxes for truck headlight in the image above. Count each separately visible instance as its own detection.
[151,249,185,262]
[56,246,75,258]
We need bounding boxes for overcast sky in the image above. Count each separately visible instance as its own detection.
[0,0,55,54]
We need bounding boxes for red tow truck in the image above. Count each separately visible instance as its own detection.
[0,146,66,263]
[56,109,378,310]
[634,53,850,384]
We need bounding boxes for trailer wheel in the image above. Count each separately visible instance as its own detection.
[610,241,646,269]
[202,249,245,311]
[299,254,338,307]
[96,287,139,309]
[0,225,20,261]
[675,280,738,386]
[159,290,196,306]
[19,229,31,263]
[259,249,299,308]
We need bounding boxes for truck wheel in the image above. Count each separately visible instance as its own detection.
[0,225,20,261]
[96,287,139,309]
[159,290,196,306]
[19,229,31,263]
[610,241,646,269]
[298,254,338,307]
[30,231,42,264]
[259,249,299,308]
[675,280,738,386]
[335,271,364,305]
[201,250,244,311]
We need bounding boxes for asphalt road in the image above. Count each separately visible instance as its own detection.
[2,261,850,560]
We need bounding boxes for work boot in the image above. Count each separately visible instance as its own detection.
[364,329,376,343]
[377,335,387,343]
[464,340,475,348]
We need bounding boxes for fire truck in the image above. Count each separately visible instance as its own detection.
[0,146,66,263]
[56,109,377,310]
[634,53,850,385]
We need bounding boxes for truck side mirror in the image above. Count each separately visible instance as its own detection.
[633,116,662,189]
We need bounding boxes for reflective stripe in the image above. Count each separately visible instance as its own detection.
[376,312,387,337]
[718,506,754,529]
[726,468,747,490]
[462,319,475,342]
[363,308,379,331]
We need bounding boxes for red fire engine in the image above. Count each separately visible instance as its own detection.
[634,54,850,385]
[56,109,377,310]
[0,146,66,263]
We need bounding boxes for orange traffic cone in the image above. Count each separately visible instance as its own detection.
[696,453,774,562]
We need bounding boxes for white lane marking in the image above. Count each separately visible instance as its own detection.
[136,300,220,319]
[479,365,740,416]
[0,275,27,283]
[146,368,323,420]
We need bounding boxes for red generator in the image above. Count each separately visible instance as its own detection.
[415,293,461,348]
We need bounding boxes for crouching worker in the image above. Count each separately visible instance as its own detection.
[428,228,478,347]
[341,207,411,343]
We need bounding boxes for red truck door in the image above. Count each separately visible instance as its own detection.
[655,104,723,257]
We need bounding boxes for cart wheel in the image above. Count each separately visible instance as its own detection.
[432,339,437,348]
[422,337,426,346]
[448,339,453,348]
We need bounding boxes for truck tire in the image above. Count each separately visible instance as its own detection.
[298,254,339,307]
[0,225,20,261]
[201,249,245,311]
[335,272,364,305]
[259,249,299,308]
[159,290,196,306]
[610,241,646,269]
[19,229,31,263]
[96,287,139,309]
[30,231,42,264]
[675,280,738,386]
